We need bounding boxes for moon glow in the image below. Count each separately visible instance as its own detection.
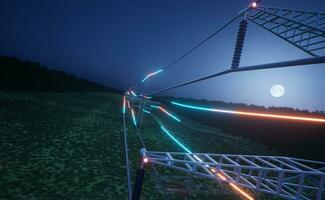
[271,84,285,98]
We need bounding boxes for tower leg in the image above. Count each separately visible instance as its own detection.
[132,161,146,200]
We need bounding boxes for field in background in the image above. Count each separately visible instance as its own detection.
[1,92,279,199]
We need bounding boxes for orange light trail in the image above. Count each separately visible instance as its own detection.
[214,170,254,200]
[234,110,325,122]
[159,125,254,200]
[192,156,254,200]
[230,183,254,200]
[171,101,325,123]
[151,105,181,122]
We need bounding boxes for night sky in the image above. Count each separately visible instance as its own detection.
[1,0,325,111]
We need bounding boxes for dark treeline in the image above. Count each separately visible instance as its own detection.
[0,55,122,93]
[162,96,325,161]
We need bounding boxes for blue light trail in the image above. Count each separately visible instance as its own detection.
[130,90,137,97]
[160,126,192,154]
[171,101,227,112]
[154,115,254,200]
[142,69,163,82]
[143,109,151,114]
[123,96,126,114]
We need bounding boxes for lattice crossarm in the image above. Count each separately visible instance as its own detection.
[245,6,325,57]
[144,151,325,200]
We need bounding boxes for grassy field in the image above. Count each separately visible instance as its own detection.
[0,92,280,199]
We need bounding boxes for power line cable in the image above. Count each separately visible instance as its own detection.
[131,102,172,200]
[122,102,132,200]
[162,14,242,71]
[137,12,243,90]
[148,56,325,95]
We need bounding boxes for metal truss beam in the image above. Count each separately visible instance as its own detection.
[143,151,325,200]
[246,7,325,57]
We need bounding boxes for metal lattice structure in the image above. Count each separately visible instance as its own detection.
[144,151,325,200]
[246,7,325,57]
[123,2,325,200]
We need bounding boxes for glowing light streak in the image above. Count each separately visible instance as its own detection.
[192,157,253,200]
[160,126,192,153]
[193,155,203,162]
[139,95,152,99]
[171,101,325,123]
[123,96,126,114]
[142,69,163,82]
[159,124,254,200]
[192,155,254,200]
[131,109,137,126]
[151,105,181,122]
[214,168,254,200]
[143,109,151,114]
[143,95,152,99]
[216,172,227,181]
[230,183,254,200]
[130,90,137,97]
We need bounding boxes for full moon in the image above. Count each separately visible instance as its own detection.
[270,84,285,97]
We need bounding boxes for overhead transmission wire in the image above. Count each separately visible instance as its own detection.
[152,96,222,134]
[127,20,325,200]
[125,99,170,199]
[143,97,256,199]
[146,111,254,200]
[151,94,325,123]
[136,1,325,95]
[162,14,242,71]
[126,97,172,200]
[128,1,323,199]
[138,12,243,87]
[138,1,263,89]
[141,94,325,198]
[137,97,215,136]
[122,97,132,200]
[131,0,323,197]
[127,99,147,148]
[149,96,212,133]
[134,90,211,195]
[148,56,325,95]
[129,12,257,200]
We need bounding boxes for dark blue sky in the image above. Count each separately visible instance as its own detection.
[1,0,325,110]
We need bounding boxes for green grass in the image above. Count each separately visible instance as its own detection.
[0,92,280,199]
